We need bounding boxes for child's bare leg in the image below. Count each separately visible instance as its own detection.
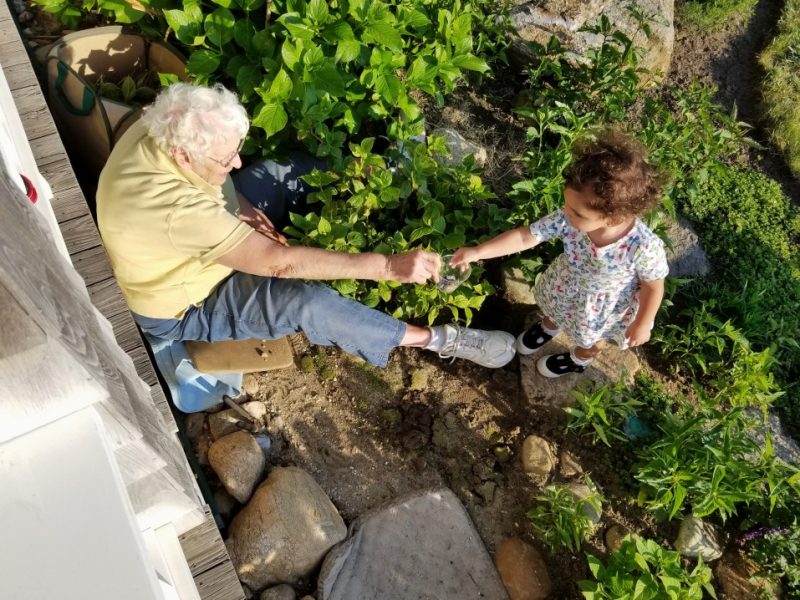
[573,340,605,362]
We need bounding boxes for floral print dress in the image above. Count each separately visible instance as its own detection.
[529,209,669,348]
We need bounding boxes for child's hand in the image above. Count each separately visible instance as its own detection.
[625,320,653,347]
[451,247,479,269]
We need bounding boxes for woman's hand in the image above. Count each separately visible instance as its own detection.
[625,320,653,347]
[451,247,479,269]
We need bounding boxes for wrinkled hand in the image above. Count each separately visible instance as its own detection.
[625,320,652,347]
[386,250,441,284]
[450,247,479,269]
[239,205,288,246]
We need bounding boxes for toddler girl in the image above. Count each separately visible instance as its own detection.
[452,130,669,378]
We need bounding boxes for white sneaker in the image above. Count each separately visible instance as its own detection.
[437,323,516,368]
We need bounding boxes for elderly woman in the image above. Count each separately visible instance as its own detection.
[96,82,515,379]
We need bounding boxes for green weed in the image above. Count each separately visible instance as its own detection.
[564,378,643,447]
[527,476,603,553]
[580,535,716,599]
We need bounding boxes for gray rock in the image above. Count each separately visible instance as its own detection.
[184,412,207,441]
[559,450,583,477]
[209,408,247,440]
[521,435,556,476]
[674,517,724,561]
[208,431,266,504]
[242,400,268,424]
[521,336,639,408]
[260,584,297,600]
[715,560,779,600]
[744,406,799,466]
[664,217,710,278]
[496,538,552,600]
[509,0,674,79]
[228,467,347,590]
[501,265,537,306]
[604,525,631,553]
[317,488,509,600]
[431,128,489,168]
[567,482,602,524]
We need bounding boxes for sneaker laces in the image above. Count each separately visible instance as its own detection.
[438,323,485,363]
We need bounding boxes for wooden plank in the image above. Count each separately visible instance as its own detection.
[0,41,29,69]
[192,562,246,600]
[108,310,142,352]
[2,60,39,92]
[179,508,231,576]
[13,83,53,141]
[61,214,100,255]
[130,345,159,386]
[29,131,69,167]
[88,277,129,318]
[151,384,178,434]
[71,245,114,287]
[49,181,90,223]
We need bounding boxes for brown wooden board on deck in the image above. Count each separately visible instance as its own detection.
[179,506,244,600]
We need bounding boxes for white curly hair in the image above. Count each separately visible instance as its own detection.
[141,82,249,162]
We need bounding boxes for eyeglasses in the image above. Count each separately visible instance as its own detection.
[207,138,245,168]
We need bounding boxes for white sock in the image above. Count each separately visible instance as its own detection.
[570,349,594,366]
[424,326,446,351]
[541,321,560,336]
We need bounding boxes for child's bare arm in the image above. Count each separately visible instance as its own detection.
[625,278,665,347]
[451,227,537,267]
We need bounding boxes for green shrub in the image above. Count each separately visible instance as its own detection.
[579,535,717,599]
[635,402,800,522]
[760,0,800,177]
[527,476,603,553]
[34,0,511,162]
[285,136,510,323]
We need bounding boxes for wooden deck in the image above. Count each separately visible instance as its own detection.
[0,4,243,599]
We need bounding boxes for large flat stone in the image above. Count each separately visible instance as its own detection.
[317,488,509,600]
[520,335,639,408]
[509,0,674,79]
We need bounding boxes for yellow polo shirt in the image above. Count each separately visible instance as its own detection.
[97,120,253,319]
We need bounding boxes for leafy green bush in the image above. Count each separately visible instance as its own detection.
[760,0,800,177]
[579,535,717,599]
[635,402,800,522]
[565,378,643,446]
[35,0,510,162]
[527,476,603,552]
[285,136,509,323]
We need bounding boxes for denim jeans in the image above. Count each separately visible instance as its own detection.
[134,156,407,367]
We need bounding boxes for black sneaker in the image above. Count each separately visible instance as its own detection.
[516,322,557,355]
[536,352,589,378]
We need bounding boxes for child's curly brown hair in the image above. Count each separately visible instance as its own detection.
[564,129,665,221]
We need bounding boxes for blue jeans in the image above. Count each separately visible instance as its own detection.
[134,156,407,367]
